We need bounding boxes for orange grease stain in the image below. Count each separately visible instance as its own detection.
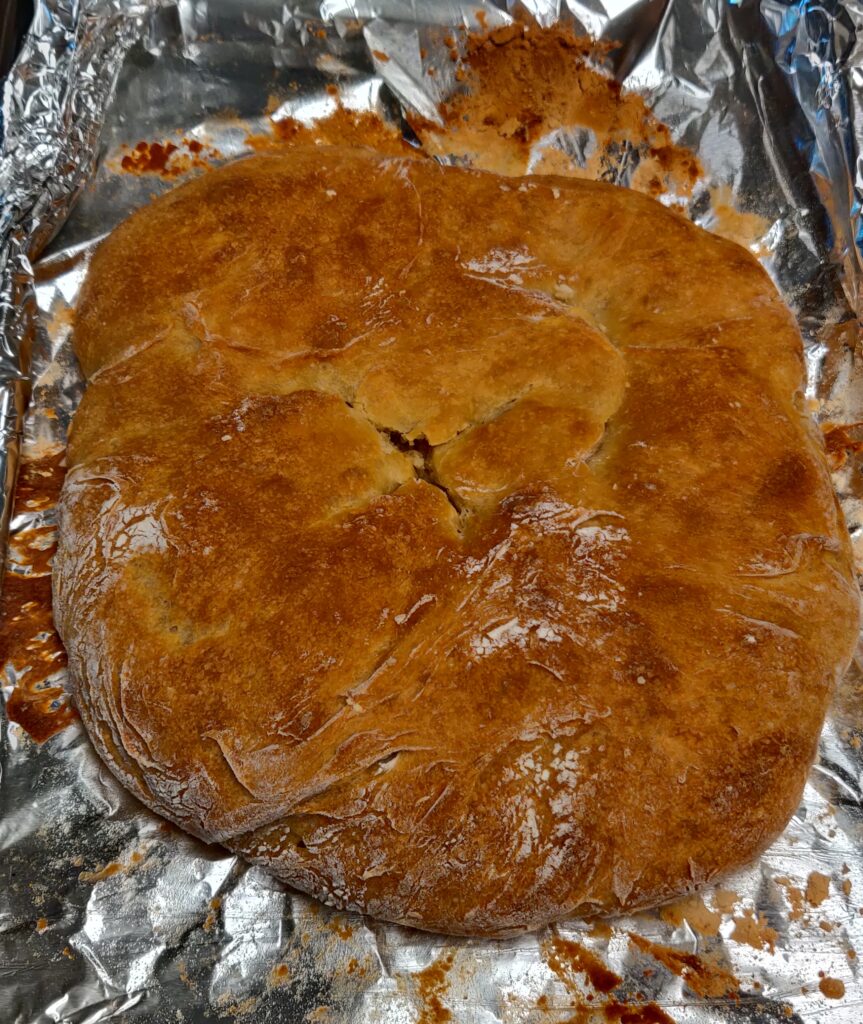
[246,106,414,158]
[2,453,75,744]
[730,909,777,953]
[628,933,739,999]
[78,861,122,883]
[118,137,222,178]
[545,935,622,994]
[408,23,702,199]
[416,953,455,1024]
[819,977,845,999]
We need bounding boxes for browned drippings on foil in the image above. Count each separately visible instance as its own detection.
[415,953,455,1024]
[776,877,807,922]
[805,871,831,908]
[823,421,863,471]
[78,847,147,884]
[536,939,677,1022]
[246,103,417,157]
[703,186,772,253]
[545,935,622,994]
[532,937,679,1024]
[408,23,702,199]
[78,861,123,883]
[602,1003,677,1024]
[540,1002,677,1024]
[730,909,778,953]
[1,453,75,743]
[659,895,722,937]
[268,962,292,988]
[539,936,678,1022]
[711,889,740,915]
[118,137,222,178]
[819,976,846,999]
[203,895,222,932]
[628,934,740,999]
[237,23,703,205]
[818,973,846,999]
[587,918,614,940]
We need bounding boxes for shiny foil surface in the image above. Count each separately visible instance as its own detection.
[2,1,863,1021]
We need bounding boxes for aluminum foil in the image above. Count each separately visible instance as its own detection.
[3,0,863,1021]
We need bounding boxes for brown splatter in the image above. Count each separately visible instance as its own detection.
[203,896,222,932]
[217,995,259,1018]
[61,946,74,959]
[269,962,292,988]
[9,526,55,578]
[848,949,857,960]
[775,877,806,921]
[712,889,739,914]
[705,186,771,253]
[330,918,354,940]
[45,304,75,337]
[603,1001,677,1024]
[371,49,390,62]
[35,917,48,933]
[408,23,701,199]
[587,919,614,940]
[818,977,845,999]
[78,861,122,883]
[177,958,198,992]
[628,934,738,999]
[823,419,863,471]
[545,935,621,994]
[416,953,454,1024]
[730,909,777,953]
[659,895,722,937]
[117,137,221,178]
[78,844,149,884]
[2,453,76,744]
[806,871,830,908]
[247,105,414,158]
[120,140,177,173]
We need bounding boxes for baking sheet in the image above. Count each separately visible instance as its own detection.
[3,0,863,1021]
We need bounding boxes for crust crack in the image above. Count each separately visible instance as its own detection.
[379,427,465,520]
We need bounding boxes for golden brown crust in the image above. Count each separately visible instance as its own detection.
[54,147,859,935]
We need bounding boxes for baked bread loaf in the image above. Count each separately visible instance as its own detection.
[54,146,859,935]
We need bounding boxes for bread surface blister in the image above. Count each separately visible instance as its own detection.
[53,146,860,936]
